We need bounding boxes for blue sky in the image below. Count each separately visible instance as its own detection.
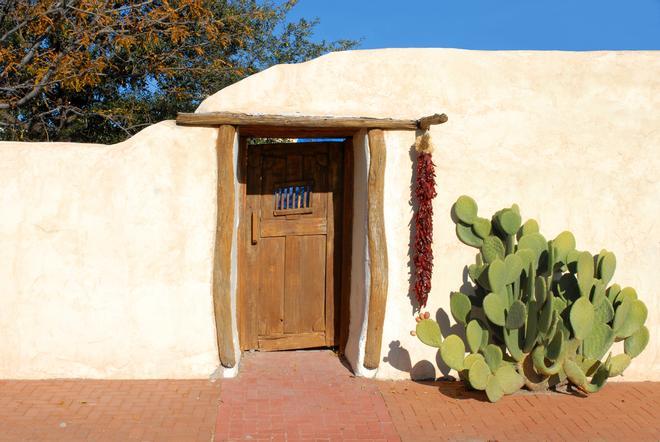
[288,0,660,50]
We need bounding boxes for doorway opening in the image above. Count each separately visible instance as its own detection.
[237,136,354,354]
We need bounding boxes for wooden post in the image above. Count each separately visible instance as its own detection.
[213,124,237,368]
[363,129,389,370]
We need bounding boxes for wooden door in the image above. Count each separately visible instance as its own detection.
[242,142,344,351]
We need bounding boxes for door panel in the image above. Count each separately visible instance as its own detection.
[284,234,326,334]
[257,236,285,337]
[243,142,343,351]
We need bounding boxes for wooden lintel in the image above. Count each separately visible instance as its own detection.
[418,113,449,130]
[363,129,389,370]
[176,111,447,131]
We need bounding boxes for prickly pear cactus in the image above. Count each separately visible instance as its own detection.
[412,196,649,402]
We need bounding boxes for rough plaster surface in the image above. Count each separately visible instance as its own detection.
[202,49,660,381]
[1,49,658,380]
[0,121,220,378]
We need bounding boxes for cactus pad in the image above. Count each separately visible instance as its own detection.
[616,287,638,305]
[583,322,614,360]
[450,291,472,326]
[608,354,632,377]
[468,263,487,283]
[468,359,491,391]
[456,223,484,248]
[563,359,587,386]
[482,236,506,263]
[606,284,621,304]
[519,219,539,238]
[503,327,524,362]
[553,231,576,262]
[487,259,508,293]
[466,320,486,353]
[454,195,478,224]
[576,251,594,297]
[473,217,492,239]
[440,335,465,371]
[594,298,615,323]
[517,233,547,261]
[613,298,647,339]
[497,209,522,236]
[505,300,526,329]
[485,376,504,402]
[482,344,503,372]
[624,325,649,358]
[504,254,524,284]
[483,292,506,326]
[597,251,616,285]
[546,329,564,361]
[415,319,442,348]
[494,365,524,394]
[570,297,595,340]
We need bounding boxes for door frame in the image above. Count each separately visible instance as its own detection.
[236,134,354,354]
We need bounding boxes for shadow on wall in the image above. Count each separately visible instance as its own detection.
[383,307,471,381]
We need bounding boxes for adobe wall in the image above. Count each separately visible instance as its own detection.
[0,121,221,378]
[200,48,660,381]
[1,48,658,380]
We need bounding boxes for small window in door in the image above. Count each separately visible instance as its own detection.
[274,181,313,216]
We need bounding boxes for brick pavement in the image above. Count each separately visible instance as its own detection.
[0,380,221,441]
[215,351,399,441]
[377,378,660,442]
[0,351,658,441]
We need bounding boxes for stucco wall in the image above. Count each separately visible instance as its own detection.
[0,121,221,378]
[1,49,658,381]
[200,48,660,381]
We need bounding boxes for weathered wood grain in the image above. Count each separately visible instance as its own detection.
[177,111,448,131]
[213,125,237,368]
[363,129,389,370]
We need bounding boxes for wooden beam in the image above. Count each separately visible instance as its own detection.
[363,129,389,370]
[418,113,448,130]
[213,124,237,368]
[177,111,448,131]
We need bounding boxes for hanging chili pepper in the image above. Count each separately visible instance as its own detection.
[413,150,436,308]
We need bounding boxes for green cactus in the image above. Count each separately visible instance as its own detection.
[468,359,491,390]
[415,318,442,348]
[472,217,492,239]
[440,335,465,371]
[466,320,487,354]
[482,236,506,263]
[454,195,478,224]
[456,223,483,247]
[482,344,503,372]
[570,297,595,340]
[413,196,649,402]
[450,292,471,326]
[624,326,649,358]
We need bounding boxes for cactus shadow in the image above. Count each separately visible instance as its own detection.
[383,340,437,380]
[459,265,476,297]
[413,380,492,402]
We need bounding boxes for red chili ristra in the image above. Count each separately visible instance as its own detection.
[413,152,437,308]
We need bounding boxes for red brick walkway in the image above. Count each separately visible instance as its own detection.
[0,380,221,441]
[0,351,658,441]
[215,351,398,441]
[378,378,660,442]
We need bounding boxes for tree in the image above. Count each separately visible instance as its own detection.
[0,0,357,143]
